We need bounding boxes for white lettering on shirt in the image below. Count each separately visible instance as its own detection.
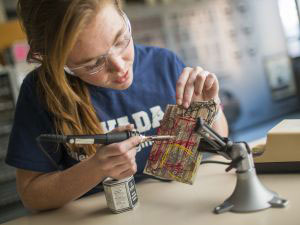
[101,119,117,133]
[117,116,130,127]
[132,111,151,132]
[150,106,164,128]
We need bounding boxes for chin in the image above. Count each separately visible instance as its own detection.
[113,75,133,90]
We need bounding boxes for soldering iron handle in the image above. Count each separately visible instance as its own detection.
[96,132,130,144]
[37,134,67,143]
[95,131,141,144]
[37,131,141,145]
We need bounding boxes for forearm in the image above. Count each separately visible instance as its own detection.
[17,156,105,211]
[211,109,229,137]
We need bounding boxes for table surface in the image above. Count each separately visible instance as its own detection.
[3,139,300,225]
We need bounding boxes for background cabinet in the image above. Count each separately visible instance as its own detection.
[0,69,28,224]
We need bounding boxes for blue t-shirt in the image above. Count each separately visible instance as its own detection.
[5,44,185,194]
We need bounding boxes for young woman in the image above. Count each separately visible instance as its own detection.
[6,0,228,211]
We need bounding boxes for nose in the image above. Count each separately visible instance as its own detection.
[107,54,126,74]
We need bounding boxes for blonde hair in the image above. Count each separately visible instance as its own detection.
[17,0,121,155]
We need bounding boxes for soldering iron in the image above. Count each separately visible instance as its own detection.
[37,131,175,145]
[36,130,174,170]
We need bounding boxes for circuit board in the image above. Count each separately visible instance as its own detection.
[144,100,218,184]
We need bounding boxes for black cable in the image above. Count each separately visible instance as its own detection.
[225,156,244,172]
[36,137,62,171]
[235,141,251,154]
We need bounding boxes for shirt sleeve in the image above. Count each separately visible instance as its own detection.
[174,54,186,78]
[5,78,62,172]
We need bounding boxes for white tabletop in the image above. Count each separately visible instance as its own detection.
[3,152,300,225]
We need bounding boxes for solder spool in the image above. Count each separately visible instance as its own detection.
[103,176,138,213]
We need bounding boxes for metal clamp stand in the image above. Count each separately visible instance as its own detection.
[195,118,288,214]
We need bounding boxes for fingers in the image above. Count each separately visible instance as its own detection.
[201,73,219,100]
[176,67,193,106]
[93,127,141,179]
[103,136,142,157]
[102,148,138,180]
[95,135,141,166]
[117,165,137,179]
[193,69,207,97]
[94,138,139,179]
[112,162,137,180]
[176,66,219,108]
[193,71,219,101]
[108,147,137,168]
[182,67,203,108]
[204,72,215,90]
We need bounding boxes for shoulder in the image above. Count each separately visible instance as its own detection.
[21,68,39,88]
[16,67,47,114]
[133,44,185,73]
[18,67,40,99]
[134,44,179,62]
[134,44,174,56]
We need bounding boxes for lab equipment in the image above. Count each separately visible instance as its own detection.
[195,118,288,213]
[254,119,300,173]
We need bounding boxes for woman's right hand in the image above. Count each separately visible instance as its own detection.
[15,123,142,211]
[92,125,142,180]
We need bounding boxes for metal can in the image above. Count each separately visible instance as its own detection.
[103,176,138,213]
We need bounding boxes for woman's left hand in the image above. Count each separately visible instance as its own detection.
[176,66,219,108]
